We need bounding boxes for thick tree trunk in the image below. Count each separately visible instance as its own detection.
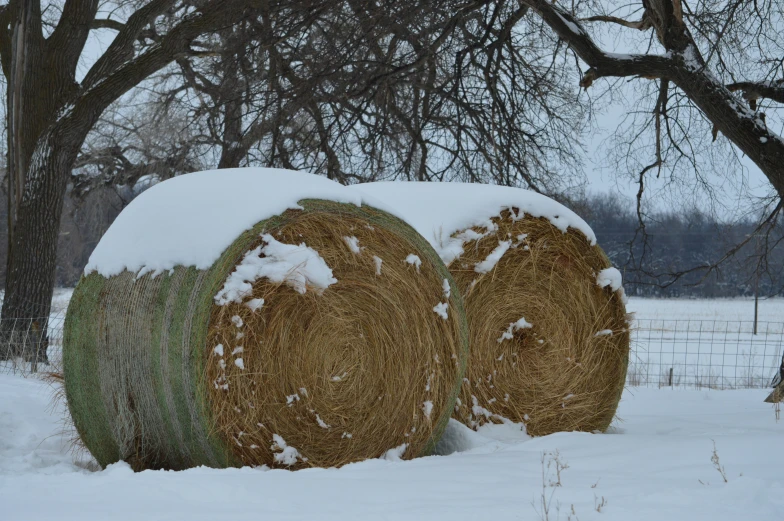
[1,1,75,364]
[1,128,83,367]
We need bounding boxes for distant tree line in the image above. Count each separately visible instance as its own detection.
[570,193,784,299]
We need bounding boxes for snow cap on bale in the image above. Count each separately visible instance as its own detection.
[348,182,629,436]
[65,169,468,471]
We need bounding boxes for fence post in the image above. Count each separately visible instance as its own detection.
[668,367,673,387]
[754,234,760,335]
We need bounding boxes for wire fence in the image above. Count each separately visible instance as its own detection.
[0,311,66,375]
[2,310,784,391]
[628,319,784,389]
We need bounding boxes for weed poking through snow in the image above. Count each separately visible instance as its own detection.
[711,440,728,483]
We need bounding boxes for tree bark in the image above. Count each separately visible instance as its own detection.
[1,127,85,366]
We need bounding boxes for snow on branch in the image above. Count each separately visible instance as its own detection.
[520,0,674,88]
[727,80,784,110]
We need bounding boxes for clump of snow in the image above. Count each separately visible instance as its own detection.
[271,434,303,466]
[471,395,493,420]
[234,358,245,370]
[594,329,613,337]
[231,315,243,327]
[85,168,379,278]
[372,255,383,275]
[405,254,422,272]
[332,372,348,382]
[422,401,434,419]
[382,443,408,461]
[315,414,331,429]
[474,240,512,274]
[213,344,224,356]
[597,267,628,304]
[442,279,451,298]
[342,432,353,439]
[231,346,243,355]
[554,10,584,35]
[512,233,528,248]
[433,302,449,320]
[286,394,300,406]
[432,419,500,455]
[347,182,596,265]
[215,234,337,305]
[246,298,264,311]
[496,317,533,343]
[343,236,361,254]
[597,267,622,291]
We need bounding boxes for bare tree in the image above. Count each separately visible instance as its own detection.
[512,0,784,208]
[139,1,589,189]
[72,97,207,199]
[0,0,291,363]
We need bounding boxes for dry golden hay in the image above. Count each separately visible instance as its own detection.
[64,199,468,471]
[449,210,630,436]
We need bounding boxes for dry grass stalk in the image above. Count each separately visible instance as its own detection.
[449,211,630,436]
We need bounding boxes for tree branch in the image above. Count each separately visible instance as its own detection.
[71,0,253,132]
[727,80,784,110]
[521,0,784,200]
[90,18,125,32]
[580,15,651,30]
[520,0,674,88]
[81,0,177,91]
[48,0,99,75]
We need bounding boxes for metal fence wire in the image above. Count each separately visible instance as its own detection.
[2,312,784,391]
[628,319,784,389]
[0,312,66,375]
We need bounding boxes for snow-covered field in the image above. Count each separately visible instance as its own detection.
[627,296,784,323]
[626,298,784,389]
[1,371,781,521]
[1,296,782,520]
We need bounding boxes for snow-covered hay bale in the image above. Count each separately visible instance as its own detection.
[348,182,629,436]
[63,169,467,471]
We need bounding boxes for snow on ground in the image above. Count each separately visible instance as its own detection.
[1,370,782,521]
[626,297,784,389]
[627,296,784,323]
[2,294,783,519]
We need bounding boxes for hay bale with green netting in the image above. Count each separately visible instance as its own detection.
[64,169,468,471]
[349,182,630,436]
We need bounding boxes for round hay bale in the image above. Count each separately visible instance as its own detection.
[348,182,630,436]
[63,169,468,470]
